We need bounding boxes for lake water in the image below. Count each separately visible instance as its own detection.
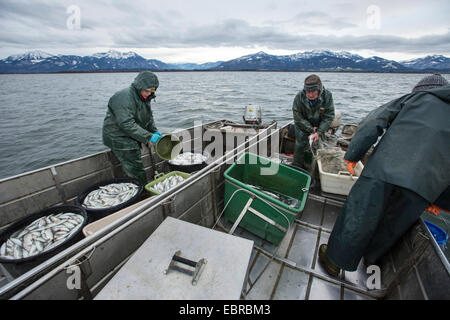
[0,71,435,179]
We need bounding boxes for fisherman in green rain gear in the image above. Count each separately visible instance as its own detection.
[103,71,163,186]
[292,74,335,169]
[319,74,450,278]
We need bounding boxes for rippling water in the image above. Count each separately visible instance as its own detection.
[0,71,434,179]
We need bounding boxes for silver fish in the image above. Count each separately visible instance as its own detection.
[10,238,22,247]
[14,246,23,259]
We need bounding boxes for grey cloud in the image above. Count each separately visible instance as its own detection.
[0,1,68,28]
[0,0,449,57]
[270,11,358,31]
[308,31,450,54]
[112,19,450,55]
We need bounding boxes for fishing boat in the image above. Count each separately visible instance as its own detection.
[0,115,448,300]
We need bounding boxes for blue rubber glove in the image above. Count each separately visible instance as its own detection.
[149,132,162,143]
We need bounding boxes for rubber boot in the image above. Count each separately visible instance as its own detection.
[318,244,341,278]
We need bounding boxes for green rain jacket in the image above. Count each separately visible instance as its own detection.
[292,87,335,135]
[103,72,159,151]
[344,86,450,203]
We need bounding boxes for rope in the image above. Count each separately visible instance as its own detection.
[64,246,96,269]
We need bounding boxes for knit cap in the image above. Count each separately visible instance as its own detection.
[305,74,322,87]
[412,73,449,93]
[304,74,323,93]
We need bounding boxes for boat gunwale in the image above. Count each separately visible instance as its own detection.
[0,120,219,184]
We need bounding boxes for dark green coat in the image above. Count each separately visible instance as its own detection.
[103,72,159,151]
[292,87,335,135]
[344,86,450,203]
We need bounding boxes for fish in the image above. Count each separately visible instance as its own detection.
[0,212,85,260]
[152,174,185,194]
[169,152,207,166]
[82,182,139,209]
[248,184,301,209]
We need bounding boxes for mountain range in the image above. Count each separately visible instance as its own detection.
[1,49,449,73]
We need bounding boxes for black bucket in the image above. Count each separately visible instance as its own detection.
[168,151,210,173]
[76,177,143,222]
[0,205,88,278]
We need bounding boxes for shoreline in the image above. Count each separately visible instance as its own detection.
[0,69,448,75]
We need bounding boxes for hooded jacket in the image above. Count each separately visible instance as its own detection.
[292,87,335,135]
[103,71,159,150]
[344,86,450,203]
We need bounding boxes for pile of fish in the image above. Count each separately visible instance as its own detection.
[151,174,185,194]
[248,184,301,209]
[0,212,84,260]
[82,182,139,209]
[169,152,208,166]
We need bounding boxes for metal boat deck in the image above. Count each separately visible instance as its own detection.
[0,120,448,300]
[219,190,445,300]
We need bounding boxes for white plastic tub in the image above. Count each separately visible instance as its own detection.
[317,158,364,196]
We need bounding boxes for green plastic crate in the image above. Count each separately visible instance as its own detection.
[145,171,191,196]
[224,152,311,245]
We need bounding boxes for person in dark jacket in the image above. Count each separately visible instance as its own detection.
[292,74,335,169]
[102,71,163,186]
[318,74,450,278]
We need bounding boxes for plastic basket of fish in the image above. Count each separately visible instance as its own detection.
[0,205,87,278]
[145,171,191,196]
[224,152,311,245]
[76,178,143,222]
[168,151,210,173]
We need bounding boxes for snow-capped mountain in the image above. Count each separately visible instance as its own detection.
[1,49,449,73]
[287,50,364,61]
[1,50,58,71]
[82,50,170,71]
[400,55,450,70]
[166,61,223,70]
[0,50,223,72]
[214,51,408,72]
[216,51,289,70]
[6,50,54,63]
[0,50,171,72]
[92,50,139,59]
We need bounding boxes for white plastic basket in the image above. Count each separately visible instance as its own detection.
[317,159,364,196]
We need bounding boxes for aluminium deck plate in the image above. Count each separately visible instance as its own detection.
[95,217,254,300]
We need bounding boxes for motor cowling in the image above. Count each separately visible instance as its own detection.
[243,105,262,125]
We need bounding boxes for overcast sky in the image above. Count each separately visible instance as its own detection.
[1,0,449,63]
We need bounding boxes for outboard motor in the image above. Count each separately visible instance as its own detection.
[243,105,262,125]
